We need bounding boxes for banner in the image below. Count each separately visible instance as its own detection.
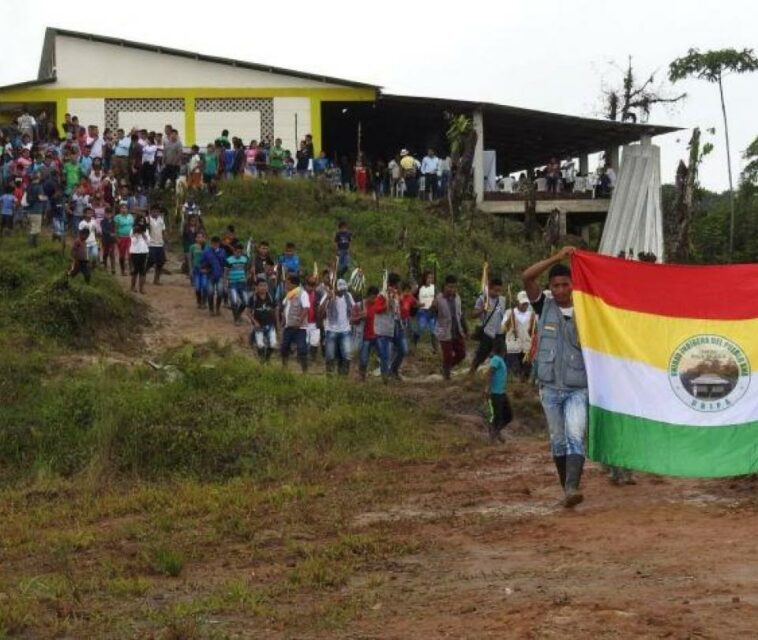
[572,251,758,477]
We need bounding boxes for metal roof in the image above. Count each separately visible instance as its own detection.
[0,27,380,91]
[379,93,680,172]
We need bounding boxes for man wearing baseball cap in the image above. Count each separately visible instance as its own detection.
[503,290,536,382]
[320,278,355,376]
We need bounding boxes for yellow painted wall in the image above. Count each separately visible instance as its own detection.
[0,86,376,153]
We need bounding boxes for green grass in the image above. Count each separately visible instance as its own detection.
[167,179,546,304]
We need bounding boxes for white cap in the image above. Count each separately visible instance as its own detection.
[517,291,529,305]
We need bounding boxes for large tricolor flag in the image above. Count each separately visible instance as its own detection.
[572,251,758,477]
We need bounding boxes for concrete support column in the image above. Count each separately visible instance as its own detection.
[606,144,620,170]
[640,134,652,147]
[579,154,589,175]
[473,108,485,205]
[581,225,591,244]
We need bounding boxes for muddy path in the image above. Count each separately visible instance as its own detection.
[119,252,758,639]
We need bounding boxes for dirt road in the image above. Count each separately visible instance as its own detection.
[120,257,758,639]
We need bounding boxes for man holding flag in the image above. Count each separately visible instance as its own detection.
[523,246,588,508]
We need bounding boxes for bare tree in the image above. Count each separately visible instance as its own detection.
[603,56,686,123]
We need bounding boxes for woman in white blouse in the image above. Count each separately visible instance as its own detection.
[129,222,151,294]
[141,132,158,189]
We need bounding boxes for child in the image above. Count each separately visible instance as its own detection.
[399,281,419,346]
[486,341,512,443]
[188,145,202,189]
[78,207,99,269]
[100,207,117,274]
[114,203,134,276]
[181,218,198,276]
[278,242,301,278]
[334,220,352,277]
[357,286,389,382]
[248,276,278,362]
[190,231,208,308]
[68,228,91,283]
[0,185,16,236]
[201,236,227,316]
[225,242,250,323]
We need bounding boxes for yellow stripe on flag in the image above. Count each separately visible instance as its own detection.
[574,291,758,371]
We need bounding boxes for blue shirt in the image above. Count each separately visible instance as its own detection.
[278,253,300,276]
[335,230,351,252]
[201,246,227,281]
[489,355,507,394]
[0,193,15,215]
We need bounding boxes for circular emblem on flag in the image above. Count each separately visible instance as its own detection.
[669,335,751,412]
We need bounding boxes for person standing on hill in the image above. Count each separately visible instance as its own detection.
[201,236,227,316]
[522,246,588,508]
[486,341,512,442]
[433,275,468,380]
[190,231,208,308]
[469,278,507,375]
[281,274,310,372]
[321,278,354,376]
[374,272,408,380]
[146,207,166,285]
[100,207,117,274]
[114,203,134,276]
[503,291,536,382]
[129,220,150,294]
[225,242,250,324]
[249,276,279,362]
[334,220,352,278]
[357,286,388,381]
[415,271,438,353]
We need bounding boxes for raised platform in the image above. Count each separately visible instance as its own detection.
[480,192,610,215]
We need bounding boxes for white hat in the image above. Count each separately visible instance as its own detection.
[336,279,348,291]
[517,291,529,305]
[400,148,409,156]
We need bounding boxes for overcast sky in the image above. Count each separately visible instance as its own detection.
[5,0,757,191]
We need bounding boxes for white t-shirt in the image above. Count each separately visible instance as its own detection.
[418,284,435,310]
[148,216,165,247]
[129,230,151,254]
[78,219,98,246]
[142,144,157,164]
[283,290,310,328]
[89,137,104,159]
[325,295,351,333]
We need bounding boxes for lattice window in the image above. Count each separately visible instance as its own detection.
[195,98,274,141]
[104,98,185,131]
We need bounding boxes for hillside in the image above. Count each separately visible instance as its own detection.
[1,184,756,640]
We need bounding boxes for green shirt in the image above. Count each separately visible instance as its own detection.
[190,243,206,269]
[114,213,134,237]
[269,145,285,169]
[203,153,218,176]
[63,162,80,189]
[226,255,249,284]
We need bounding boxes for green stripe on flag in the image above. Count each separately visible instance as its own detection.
[588,405,758,478]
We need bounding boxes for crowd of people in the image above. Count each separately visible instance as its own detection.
[3,110,602,510]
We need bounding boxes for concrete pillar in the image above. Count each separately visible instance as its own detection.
[606,145,620,170]
[473,108,485,205]
[579,154,589,176]
[558,209,567,238]
[581,225,591,244]
[640,134,652,147]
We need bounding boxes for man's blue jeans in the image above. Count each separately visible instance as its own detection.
[379,321,408,375]
[539,387,588,457]
[359,338,390,376]
[325,330,352,364]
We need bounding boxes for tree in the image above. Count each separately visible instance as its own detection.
[603,56,686,123]
[669,48,758,260]
[665,127,713,262]
[446,114,477,223]
[741,135,758,187]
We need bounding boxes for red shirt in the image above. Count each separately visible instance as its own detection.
[363,301,378,340]
[307,289,317,323]
[400,293,415,320]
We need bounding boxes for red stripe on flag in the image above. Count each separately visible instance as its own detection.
[571,250,758,320]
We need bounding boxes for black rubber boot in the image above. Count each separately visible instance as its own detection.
[553,456,567,489]
[563,454,585,508]
[309,346,319,362]
[325,360,335,375]
[431,335,439,354]
[340,361,350,376]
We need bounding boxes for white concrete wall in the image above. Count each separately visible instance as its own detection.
[195,111,261,147]
[55,36,345,89]
[273,97,311,152]
[67,98,105,131]
[118,112,185,140]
